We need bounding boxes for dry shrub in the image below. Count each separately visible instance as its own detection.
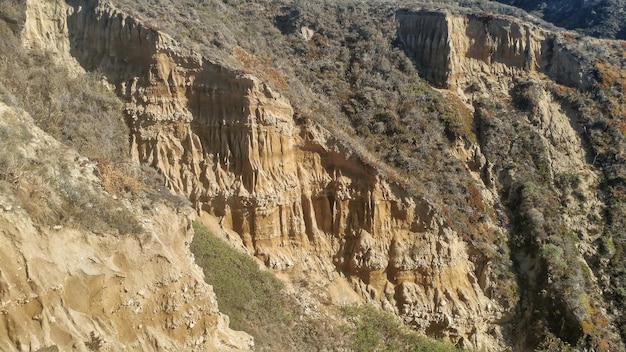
[232,46,288,90]
[59,180,143,236]
[442,92,476,142]
[594,60,626,125]
[15,174,62,225]
[0,21,129,162]
[467,182,485,223]
[94,159,148,197]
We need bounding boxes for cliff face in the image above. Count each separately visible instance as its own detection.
[395,9,605,248]
[399,8,625,350]
[395,10,597,182]
[396,9,589,91]
[0,1,253,350]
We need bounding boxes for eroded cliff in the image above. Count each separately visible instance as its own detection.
[398,8,625,350]
[396,8,593,91]
[13,0,626,350]
[20,0,520,349]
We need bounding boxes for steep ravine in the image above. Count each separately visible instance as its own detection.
[23,0,521,349]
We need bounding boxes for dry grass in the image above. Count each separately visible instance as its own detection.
[0,17,143,236]
[594,60,626,134]
[0,16,128,161]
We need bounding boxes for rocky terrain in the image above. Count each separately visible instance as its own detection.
[1,0,626,351]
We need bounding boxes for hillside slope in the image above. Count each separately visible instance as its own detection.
[0,2,252,350]
[0,92,251,352]
[2,0,626,351]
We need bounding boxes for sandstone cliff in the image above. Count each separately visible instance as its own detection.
[396,9,594,91]
[398,7,625,350]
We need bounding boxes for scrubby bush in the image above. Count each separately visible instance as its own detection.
[342,304,461,352]
[0,18,143,236]
[511,80,542,112]
[0,20,128,162]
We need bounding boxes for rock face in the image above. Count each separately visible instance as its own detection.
[399,7,625,350]
[395,8,604,248]
[0,102,252,351]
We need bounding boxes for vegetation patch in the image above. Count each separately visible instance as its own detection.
[0,17,128,162]
[190,221,348,351]
[0,16,143,236]
[190,221,290,330]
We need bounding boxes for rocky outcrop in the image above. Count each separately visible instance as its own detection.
[396,7,606,265]
[22,0,74,63]
[0,102,252,351]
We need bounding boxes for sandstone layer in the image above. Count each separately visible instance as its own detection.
[396,8,592,92]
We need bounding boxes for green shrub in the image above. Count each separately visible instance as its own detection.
[540,243,567,271]
[35,346,59,352]
[511,80,542,112]
[555,172,581,191]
